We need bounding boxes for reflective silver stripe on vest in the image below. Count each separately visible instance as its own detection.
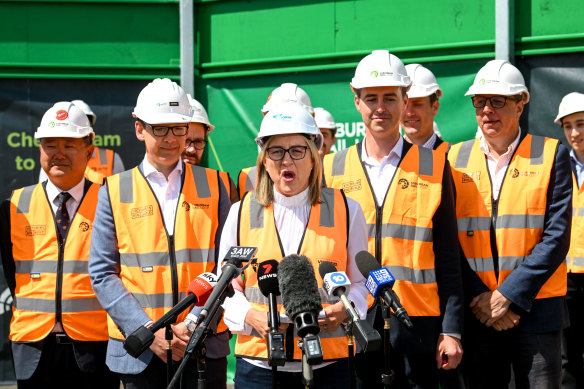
[120,248,211,268]
[98,147,108,165]
[133,291,188,309]
[368,223,432,242]
[496,214,545,230]
[245,286,337,307]
[457,216,491,232]
[499,256,525,271]
[530,135,545,165]
[16,185,36,214]
[467,257,495,273]
[454,139,475,169]
[15,260,89,274]
[386,265,436,284]
[578,208,584,217]
[119,169,134,204]
[14,296,103,313]
[249,194,264,229]
[246,166,257,192]
[418,147,433,176]
[331,148,349,176]
[191,165,211,198]
[572,257,584,267]
[319,188,335,228]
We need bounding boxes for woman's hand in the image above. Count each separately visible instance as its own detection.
[245,308,271,339]
[318,301,348,333]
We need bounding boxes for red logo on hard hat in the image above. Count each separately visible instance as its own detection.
[56,110,68,120]
[266,92,273,103]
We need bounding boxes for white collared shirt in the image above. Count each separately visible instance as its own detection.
[141,156,183,235]
[571,149,584,189]
[45,178,85,218]
[479,130,521,201]
[422,133,438,150]
[361,136,403,205]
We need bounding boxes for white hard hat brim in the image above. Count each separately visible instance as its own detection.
[133,111,192,125]
[407,85,442,99]
[351,78,411,89]
[34,126,93,139]
[555,108,584,124]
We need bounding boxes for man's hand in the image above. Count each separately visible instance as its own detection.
[149,325,189,362]
[436,335,463,370]
[244,308,271,339]
[491,310,520,331]
[318,301,348,333]
[470,290,512,326]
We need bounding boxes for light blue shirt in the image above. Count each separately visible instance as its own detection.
[571,149,584,189]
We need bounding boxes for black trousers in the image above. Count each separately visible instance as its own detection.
[562,273,584,389]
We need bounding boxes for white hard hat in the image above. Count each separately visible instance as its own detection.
[132,78,192,124]
[261,83,314,114]
[555,92,584,124]
[351,50,410,89]
[71,99,96,124]
[405,64,442,99]
[35,101,94,139]
[433,121,442,138]
[465,60,530,103]
[256,102,323,149]
[314,107,336,129]
[187,94,215,132]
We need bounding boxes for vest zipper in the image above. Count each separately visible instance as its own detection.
[168,235,179,305]
[375,205,383,264]
[56,239,65,327]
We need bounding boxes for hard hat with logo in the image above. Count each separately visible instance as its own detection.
[314,107,336,129]
[133,78,192,124]
[261,83,314,115]
[555,92,584,124]
[72,99,97,124]
[35,101,94,139]
[351,50,410,89]
[187,94,215,132]
[256,102,323,149]
[465,60,530,102]
[405,64,442,99]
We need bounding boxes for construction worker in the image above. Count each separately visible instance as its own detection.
[0,102,118,388]
[89,78,231,389]
[314,107,338,157]
[448,60,572,388]
[555,92,584,389]
[401,64,449,153]
[237,83,314,198]
[182,94,239,203]
[323,50,463,389]
[39,99,125,185]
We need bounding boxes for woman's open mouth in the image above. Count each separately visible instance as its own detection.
[282,170,296,182]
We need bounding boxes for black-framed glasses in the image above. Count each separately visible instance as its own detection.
[186,139,207,150]
[145,123,188,137]
[471,96,519,109]
[266,146,308,161]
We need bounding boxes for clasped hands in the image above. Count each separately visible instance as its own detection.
[470,289,520,331]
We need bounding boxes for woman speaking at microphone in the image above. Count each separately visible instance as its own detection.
[218,102,368,389]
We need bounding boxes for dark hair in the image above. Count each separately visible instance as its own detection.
[83,134,93,146]
[428,92,439,106]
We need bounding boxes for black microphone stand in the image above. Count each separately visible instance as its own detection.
[344,322,356,389]
[381,304,394,388]
[294,312,323,388]
[166,324,174,386]
[266,293,285,389]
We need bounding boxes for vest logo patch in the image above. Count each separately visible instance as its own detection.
[30,273,41,279]
[131,205,153,219]
[398,178,409,189]
[510,168,539,178]
[25,225,46,236]
[79,221,90,232]
[142,266,153,273]
[462,171,480,183]
[342,179,362,193]
[317,259,339,268]
[182,200,209,210]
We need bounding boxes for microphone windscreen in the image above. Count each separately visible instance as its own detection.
[278,254,322,320]
[187,272,217,306]
[257,259,280,297]
[318,261,337,279]
[355,250,381,278]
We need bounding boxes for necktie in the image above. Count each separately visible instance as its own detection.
[56,192,72,241]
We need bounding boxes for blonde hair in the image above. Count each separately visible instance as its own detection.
[254,135,322,206]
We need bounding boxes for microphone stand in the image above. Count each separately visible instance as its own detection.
[166,325,174,386]
[381,304,394,388]
[344,322,355,389]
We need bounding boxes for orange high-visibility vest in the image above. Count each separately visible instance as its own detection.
[87,147,114,177]
[435,141,450,154]
[324,143,444,317]
[106,164,221,339]
[235,188,349,361]
[218,171,237,202]
[568,172,584,273]
[448,135,566,298]
[9,182,108,342]
[237,166,256,199]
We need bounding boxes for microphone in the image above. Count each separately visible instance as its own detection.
[257,259,285,367]
[319,262,381,352]
[355,251,413,329]
[123,272,218,358]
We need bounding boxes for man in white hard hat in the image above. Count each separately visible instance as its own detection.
[401,64,449,153]
[323,50,464,388]
[555,92,584,389]
[448,60,572,388]
[182,94,239,203]
[38,99,126,184]
[314,107,338,157]
[89,78,231,388]
[0,102,118,388]
[237,83,315,198]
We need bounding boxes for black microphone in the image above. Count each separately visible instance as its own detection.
[355,250,413,329]
[257,259,285,367]
[318,262,381,352]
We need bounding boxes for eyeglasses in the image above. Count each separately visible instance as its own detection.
[185,139,207,150]
[266,146,308,161]
[471,96,520,109]
[145,123,188,137]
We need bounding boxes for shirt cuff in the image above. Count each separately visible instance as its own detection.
[222,289,253,335]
